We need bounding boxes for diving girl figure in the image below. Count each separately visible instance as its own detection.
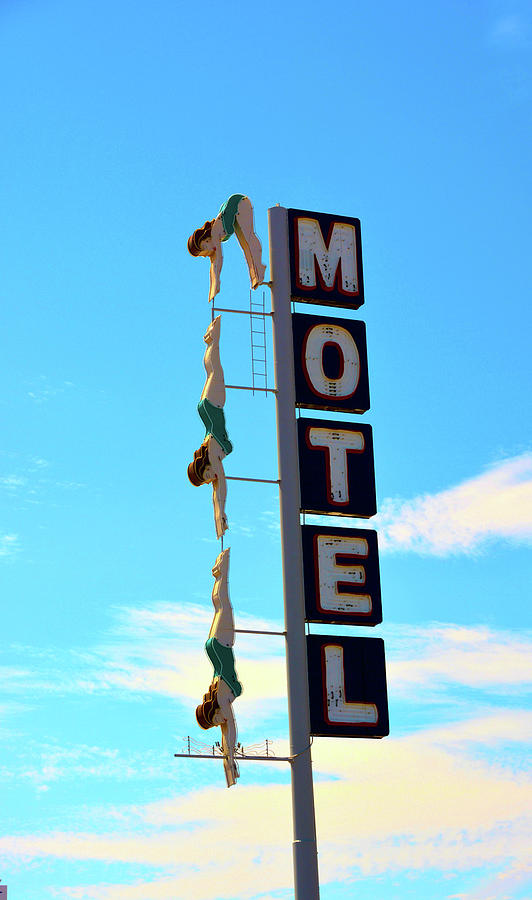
[187,315,232,539]
[187,194,267,302]
[196,547,242,788]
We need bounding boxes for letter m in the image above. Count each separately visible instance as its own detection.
[297,217,359,297]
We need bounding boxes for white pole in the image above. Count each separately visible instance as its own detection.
[268,205,320,900]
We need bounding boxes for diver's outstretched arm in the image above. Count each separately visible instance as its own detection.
[209,245,223,302]
[211,454,228,539]
[219,705,239,788]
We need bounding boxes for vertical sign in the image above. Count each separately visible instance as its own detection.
[269,204,389,900]
[286,206,388,741]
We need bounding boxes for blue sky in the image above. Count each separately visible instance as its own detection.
[1,0,531,897]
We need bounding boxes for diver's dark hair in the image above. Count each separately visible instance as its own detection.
[187,442,210,486]
[196,681,219,729]
[187,220,214,256]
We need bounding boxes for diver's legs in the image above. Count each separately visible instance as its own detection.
[211,584,235,647]
[203,313,221,345]
[234,198,267,289]
[200,316,225,408]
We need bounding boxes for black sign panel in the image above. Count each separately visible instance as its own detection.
[302,525,382,626]
[297,418,377,518]
[292,313,370,414]
[307,634,388,738]
[288,208,364,309]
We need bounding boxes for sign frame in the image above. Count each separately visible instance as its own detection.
[297,417,377,517]
[307,634,389,738]
[288,207,365,309]
[302,524,382,626]
[292,312,370,414]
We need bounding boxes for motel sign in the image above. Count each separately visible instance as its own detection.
[181,200,389,900]
[269,203,388,900]
[284,206,388,740]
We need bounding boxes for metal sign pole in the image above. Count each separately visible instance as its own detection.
[268,205,320,900]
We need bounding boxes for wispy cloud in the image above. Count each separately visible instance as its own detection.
[0,602,286,710]
[488,14,530,48]
[25,375,75,404]
[375,453,532,556]
[0,475,27,490]
[0,741,181,791]
[1,711,530,900]
[214,509,280,541]
[0,533,19,558]
[1,616,530,816]
[2,608,530,711]
[417,709,532,747]
[385,622,532,696]
[0,452,84,510]
[1,612,531,898]
[450,862,532,899]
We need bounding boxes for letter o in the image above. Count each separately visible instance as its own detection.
[304,324,360,399]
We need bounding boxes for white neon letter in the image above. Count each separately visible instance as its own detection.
[297,218,358,294]
[316,535,371,614]
[308,427,364,504]
[324,644,377,724]
[304,323,360,400]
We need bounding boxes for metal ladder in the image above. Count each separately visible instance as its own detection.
[249,290,268,395]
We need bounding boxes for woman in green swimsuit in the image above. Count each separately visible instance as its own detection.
[195,547,242,788]
[187,194,267,302]
[187,315,231,539]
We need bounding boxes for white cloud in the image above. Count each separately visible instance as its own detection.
[0,602,286,712]
[25,375,75,403]
[1,614,531,898]
[0,452,79,511]
[29,456,50,469]
[0,533,19,558]
[418,709,532,747]
[0,741,182,790]
[488,15,530,47]
[3,609,530,712]
[375,453,532,555]
[0,475,27,489]
[450,862,532,899]
[99,602,287,709]
[385,622,532,695]
[1,712,531,900]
